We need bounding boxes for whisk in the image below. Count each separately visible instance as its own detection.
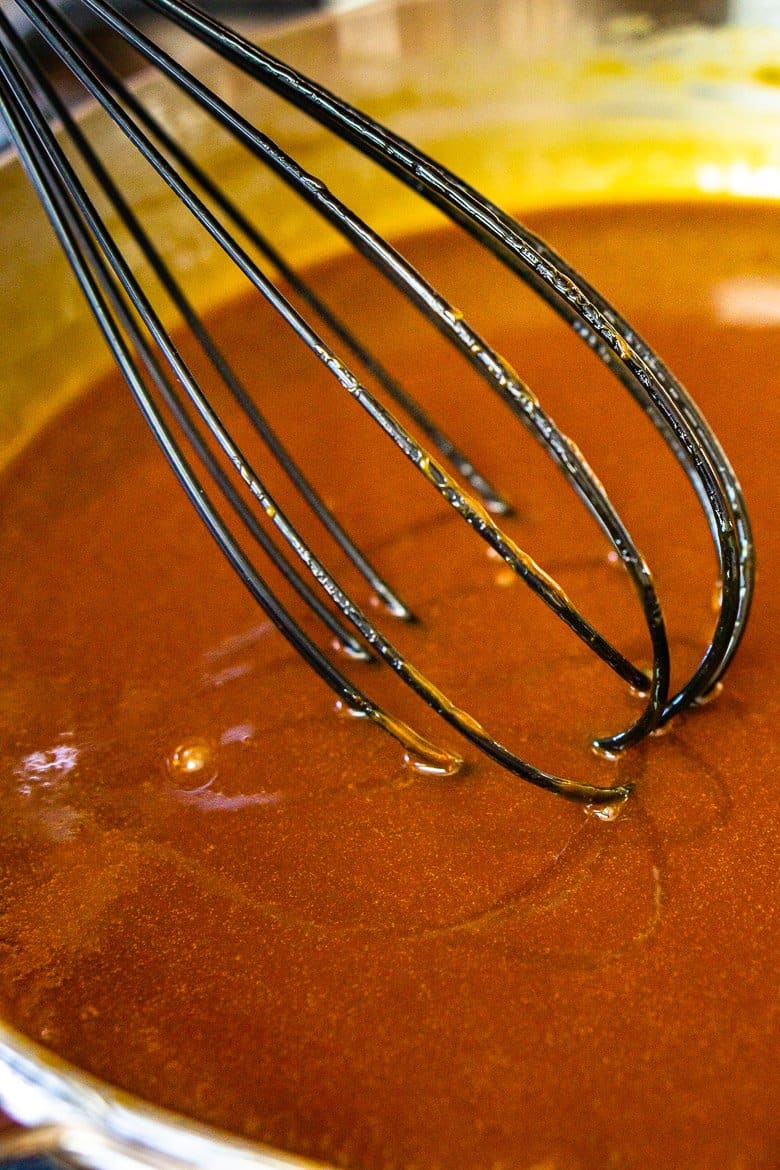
[0,0,754,808]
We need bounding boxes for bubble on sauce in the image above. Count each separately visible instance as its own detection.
[591,742,620,762]
[494,567,516,588]
[585,796,627,822]
[167,739,216,787]
[403,747,463,778]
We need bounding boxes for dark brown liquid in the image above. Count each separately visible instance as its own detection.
[0,202,778,1169]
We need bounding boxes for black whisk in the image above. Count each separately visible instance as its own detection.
[0,0,754,807]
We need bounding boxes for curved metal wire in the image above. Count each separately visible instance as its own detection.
[0,0,750,804]
[131,0,753,723]
[12,0,660,695]
[14,0,673,750]
[0,33,633,803]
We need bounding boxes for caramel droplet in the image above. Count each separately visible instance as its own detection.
[167,738,214,778]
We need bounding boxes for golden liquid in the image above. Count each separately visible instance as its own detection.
[0,201,778,1170]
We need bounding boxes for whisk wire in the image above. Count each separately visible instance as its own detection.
[12,0,664,708]
[29,0,678,752]
[0,4,641,803]
[80,46,513,517]
[27,0,514,590]
[131,0,753,720]
[0,17,452,770]
[21,0,673,711]
[1,0,753,802]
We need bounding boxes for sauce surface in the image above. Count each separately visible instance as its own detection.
[0,202,778,1170]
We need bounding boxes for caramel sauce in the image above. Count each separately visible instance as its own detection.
[0,202,778,1169]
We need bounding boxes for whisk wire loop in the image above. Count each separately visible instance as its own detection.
[19,0,676,744]
[32,0,515,533]
[1,0,753,803]
[0,4,640,803]
[0,16,460,777]
[16,0,659,698]
[133,0,752,720]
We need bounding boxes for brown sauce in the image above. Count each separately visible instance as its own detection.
[0,201,778,1169]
